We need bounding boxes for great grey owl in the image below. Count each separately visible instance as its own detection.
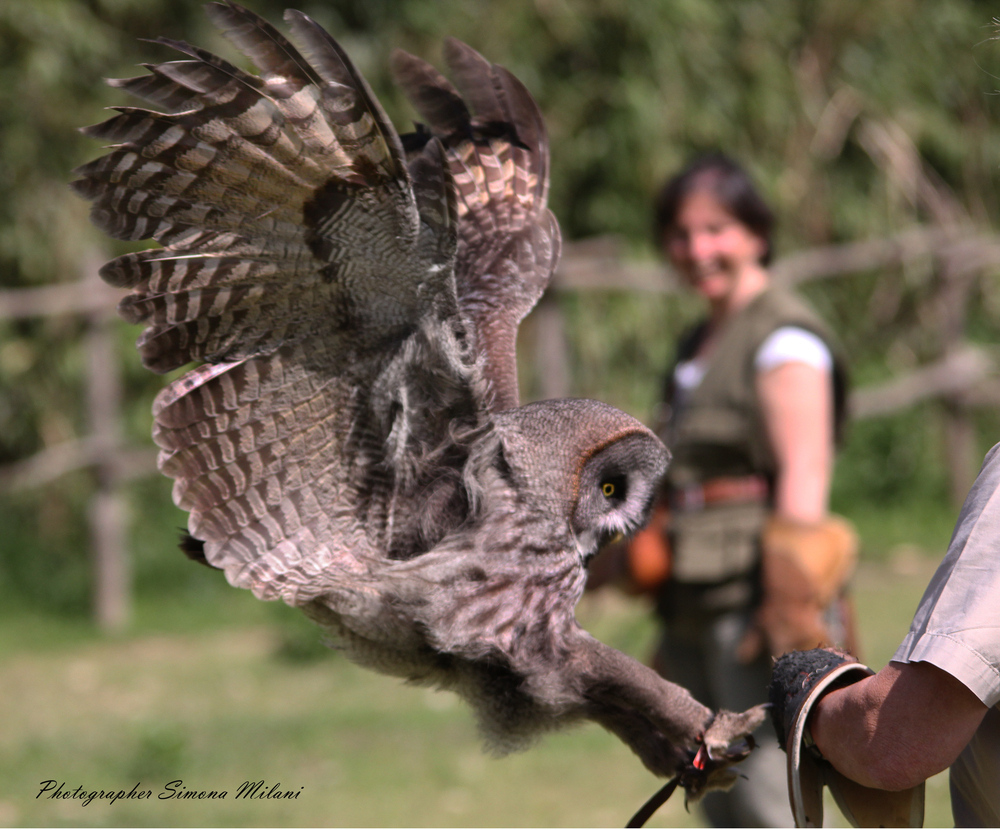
[73,1,764,802]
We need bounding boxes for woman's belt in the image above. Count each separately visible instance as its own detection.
[668,475,769,511]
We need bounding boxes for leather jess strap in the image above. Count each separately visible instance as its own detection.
[669,475,769,511]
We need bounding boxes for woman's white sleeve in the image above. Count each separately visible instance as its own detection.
[755,326,833,373]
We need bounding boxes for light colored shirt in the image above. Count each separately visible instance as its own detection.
[754,326,833,373]
[673,326,833,394]
[893,442,1000,826]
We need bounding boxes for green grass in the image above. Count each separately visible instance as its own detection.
[0,555,953,827]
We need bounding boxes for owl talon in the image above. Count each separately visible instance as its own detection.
[679,704,767,801]
[627,704,766,827]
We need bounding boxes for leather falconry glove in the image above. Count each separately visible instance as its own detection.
[737,514,858,663]
[768,647,925,828]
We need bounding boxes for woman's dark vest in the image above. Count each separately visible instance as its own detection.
[659,287,847,614]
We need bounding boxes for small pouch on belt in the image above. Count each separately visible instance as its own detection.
[668,476,769,586]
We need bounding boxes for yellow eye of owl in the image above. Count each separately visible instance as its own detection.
[601,481,616,498]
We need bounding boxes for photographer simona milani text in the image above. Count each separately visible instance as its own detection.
[37,779,304,806]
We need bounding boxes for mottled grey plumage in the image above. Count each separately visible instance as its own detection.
[73,1,763,796]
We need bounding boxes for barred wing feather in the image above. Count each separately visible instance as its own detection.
[71,3,480,600]
[392,40,561,410]
[73,3,558,608]
[72,2,455,376]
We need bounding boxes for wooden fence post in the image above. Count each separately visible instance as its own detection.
[934,255,981,508]
[533,293,571,400]
[83,257,130,632]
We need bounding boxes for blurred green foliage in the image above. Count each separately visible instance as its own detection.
[0,558,955,827]
[2,0,1000,618]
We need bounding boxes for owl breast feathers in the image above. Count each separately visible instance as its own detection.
[73,1,764,800]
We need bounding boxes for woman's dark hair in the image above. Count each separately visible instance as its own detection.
[653,153,776,265]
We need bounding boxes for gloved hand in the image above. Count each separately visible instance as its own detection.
[736,514,857,662]
[768,647,924,828]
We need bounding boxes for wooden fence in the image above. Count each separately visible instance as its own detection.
[2,224,999,631]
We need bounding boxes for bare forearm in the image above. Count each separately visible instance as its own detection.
[772,441,831,522]
[810,660,987,791]
[758,362,833,524]
[809,669,915,790]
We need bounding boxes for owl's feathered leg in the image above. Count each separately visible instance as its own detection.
[566,633,766,798]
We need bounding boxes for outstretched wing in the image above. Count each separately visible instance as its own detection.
[72,2,484,603]
[391,40,561,410]
[73,2,456,374]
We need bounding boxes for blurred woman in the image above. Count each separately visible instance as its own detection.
[643,154,853,826]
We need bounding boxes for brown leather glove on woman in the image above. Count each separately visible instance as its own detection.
[737,514,857,662]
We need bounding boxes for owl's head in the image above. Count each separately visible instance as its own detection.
[494,399,670,560]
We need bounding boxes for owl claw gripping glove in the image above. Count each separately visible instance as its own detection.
[768,648,925,828]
